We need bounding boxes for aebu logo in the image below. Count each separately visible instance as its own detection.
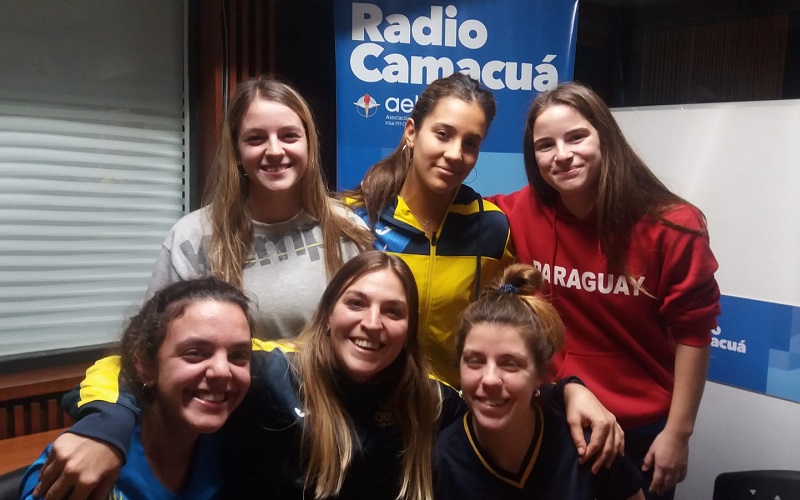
[354,93,380,117]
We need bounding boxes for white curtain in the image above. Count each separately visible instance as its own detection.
[0,0,186,357]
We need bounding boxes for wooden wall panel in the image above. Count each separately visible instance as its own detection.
[189,0,277,205]
[0,363,87,439]
[639,15,788,104]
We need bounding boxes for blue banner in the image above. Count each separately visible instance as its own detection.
[334,0,579,190]
[709,295,800,402]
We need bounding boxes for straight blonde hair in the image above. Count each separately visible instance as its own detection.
[293,251,441,499]
[205,76,372,286]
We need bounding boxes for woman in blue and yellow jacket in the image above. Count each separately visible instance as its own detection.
[346,73,514,385]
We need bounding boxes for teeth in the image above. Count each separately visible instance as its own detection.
[197,393,225,403]
[263,165,289,172]
[480,399,505,407]
[353,339,380,350]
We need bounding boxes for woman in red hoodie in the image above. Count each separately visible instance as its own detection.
[489,82,721,500]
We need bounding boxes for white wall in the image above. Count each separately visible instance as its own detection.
[676,382,800,499]
[613,101,800,499]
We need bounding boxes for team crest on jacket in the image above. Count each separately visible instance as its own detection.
[374,403,395,427]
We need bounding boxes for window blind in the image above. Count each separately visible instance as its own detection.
[0,0,186,358]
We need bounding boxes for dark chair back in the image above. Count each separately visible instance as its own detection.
[713,469,800,500]
[0,467,27,500]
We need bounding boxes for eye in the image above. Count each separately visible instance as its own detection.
[345,298,366,310]
[182,349,207,362]
[462,354,484,368]
[534,140,554,152]
[229,349,252,367]
[566,131,588,143]
[463,137,481,151]
[435,129,449,140]
[243,135,265,144]
[282,131,303,141]
[383,307,407,320]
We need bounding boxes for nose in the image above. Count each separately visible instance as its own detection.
[361,306,383,331]
[206,351,232,380]
[480,363,503,389]
[553,142,573,162]
[264,136,284,157]
[444,140,463,162]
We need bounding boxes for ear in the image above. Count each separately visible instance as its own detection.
[403,118,417,149]
[135,356,156,387]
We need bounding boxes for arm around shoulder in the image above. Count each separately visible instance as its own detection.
[63,355,140,459]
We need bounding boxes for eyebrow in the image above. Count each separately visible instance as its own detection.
[431,121,485,138]
[174,336,252,349]
[499,352,530,362]
[533,126,591,141]
[240,124,304,134]
[341,290,408,308]
[461,349,529,360]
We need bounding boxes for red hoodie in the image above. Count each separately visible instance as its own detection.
[488,186,720,428]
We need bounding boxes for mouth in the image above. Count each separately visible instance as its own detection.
[194,391,229,404]
[351,338,381,351]
[477,397,508,408]
[435,165,461,177]
[554,164,581,175]
[261,164,291,173]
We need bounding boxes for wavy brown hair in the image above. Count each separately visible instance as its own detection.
[345,72,496,227]
[293,251,441,499]
[522,82,705,282]
[456,264,564,374]
[205,76,371,286]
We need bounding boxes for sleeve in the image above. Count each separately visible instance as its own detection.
[340,208,370,262]
[436,380,467,429]
[657,207,721,346]
[344,204,370,230]
[477,197,517,291]
[500,228,516,268]
[145,215,209,299]
[144,244,181,299]
[483,189,521,213]
[592,453,645,500]
[541,376,584,413]
[18,444,52,500]
[62,356,139,460]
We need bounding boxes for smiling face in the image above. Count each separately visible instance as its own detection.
[147,300,252,436]
[328,268,410,384]
[403,97,487,196]
[236,98,309,207]
[532,104,603,218]
[460,322,540,434]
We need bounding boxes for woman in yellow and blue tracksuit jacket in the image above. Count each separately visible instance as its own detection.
[345,73,515,385]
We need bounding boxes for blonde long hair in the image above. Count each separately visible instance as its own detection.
[293,251,441,499]
[205,76,372,286]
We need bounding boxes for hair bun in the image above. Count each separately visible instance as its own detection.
[496,263,543,297]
